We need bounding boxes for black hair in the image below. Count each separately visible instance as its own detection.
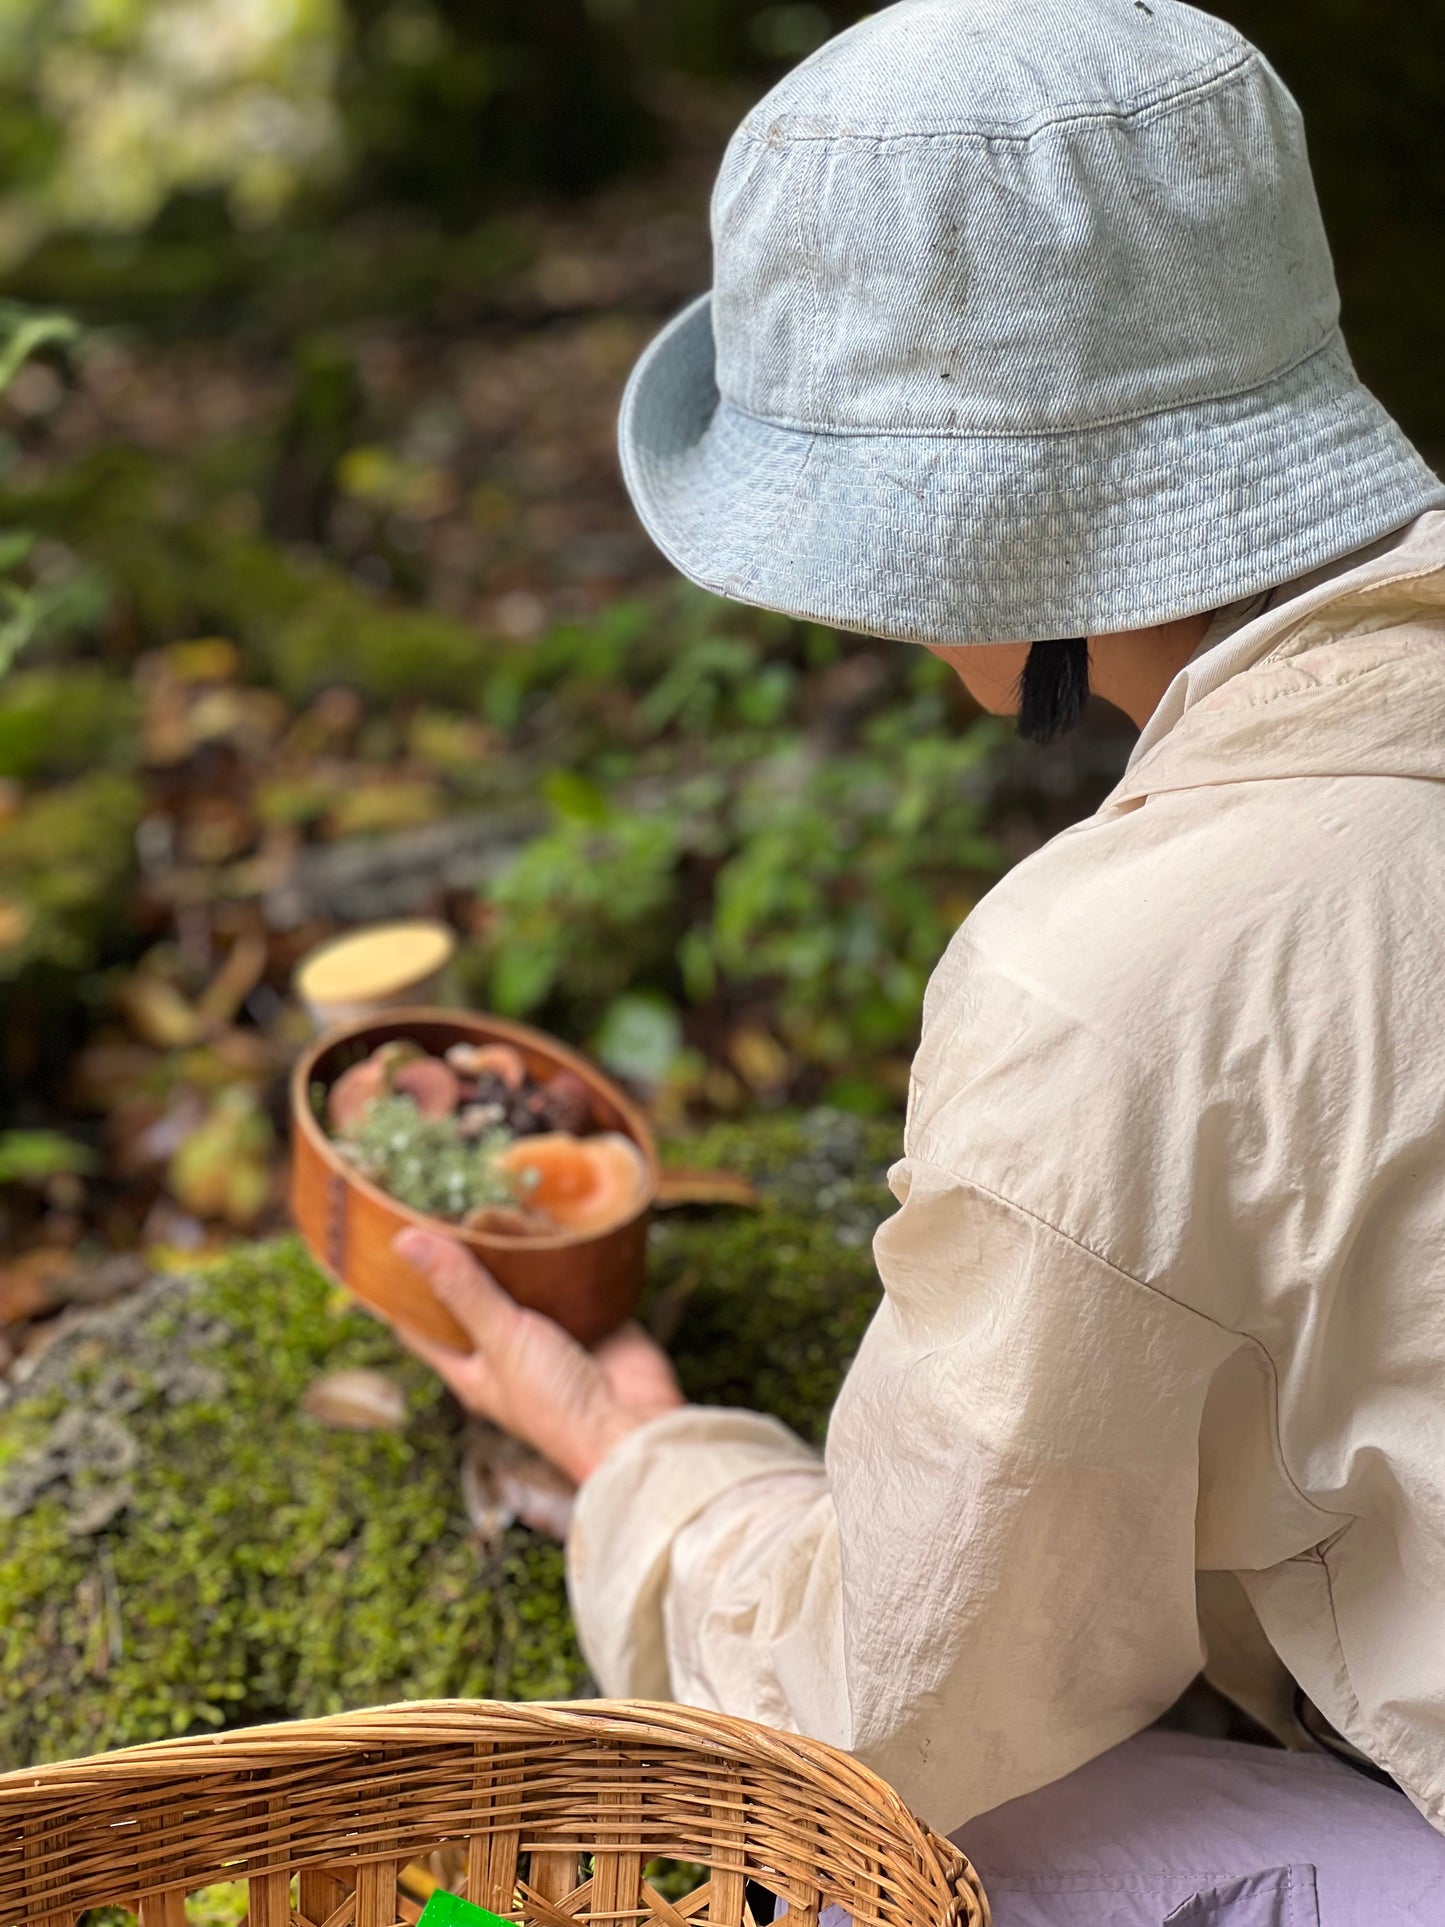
[1016,638,1089,744]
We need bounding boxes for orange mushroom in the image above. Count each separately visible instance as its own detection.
[496,1132,648,1234]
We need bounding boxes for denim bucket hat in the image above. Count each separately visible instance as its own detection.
[619,0,1445,644]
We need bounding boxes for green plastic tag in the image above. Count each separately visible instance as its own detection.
[417,1892,513,1927]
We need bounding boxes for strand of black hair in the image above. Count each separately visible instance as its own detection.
[1016,637,1090,744]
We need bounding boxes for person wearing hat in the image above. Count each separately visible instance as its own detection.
[391,0,1445,1913]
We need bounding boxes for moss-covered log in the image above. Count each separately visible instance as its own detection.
[0,1110,896,1769]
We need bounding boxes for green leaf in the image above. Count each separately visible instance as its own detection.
[0,1129,98,1186]
[0,583,40,677]
[0,531,35,574]
[0,307,77,396]
[593,991,683,1087]
[676,926,717,1004]
[543,768,609,824]
[488,941,559,1016]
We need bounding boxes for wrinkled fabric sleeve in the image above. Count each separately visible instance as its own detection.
[567,1160,1241,1826]
[565,1407,824,1700]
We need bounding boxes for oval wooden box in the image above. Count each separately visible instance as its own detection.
[290,1009,659,1349]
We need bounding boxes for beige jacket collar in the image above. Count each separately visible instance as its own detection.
[1110,508,1445,807]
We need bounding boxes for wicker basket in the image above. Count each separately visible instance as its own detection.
[0,1700,989,1927]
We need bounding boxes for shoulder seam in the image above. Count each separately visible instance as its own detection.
[921,1159,1353,1530]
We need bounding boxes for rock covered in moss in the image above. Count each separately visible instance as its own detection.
[657,1109,896,1443]
[0,1247,585,1770]
[0,1109,898,1768]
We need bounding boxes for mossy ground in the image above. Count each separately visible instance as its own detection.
[0,1110,896,1769]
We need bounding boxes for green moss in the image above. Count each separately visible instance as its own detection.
[0,1110,897,1768]
[0,448,508,708]
[0,665,141,783]
[654,1110,896,1442]
[0,1243,585,1769]
[0,768,142,979]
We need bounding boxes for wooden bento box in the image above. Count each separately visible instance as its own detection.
[290,1009,659,1349]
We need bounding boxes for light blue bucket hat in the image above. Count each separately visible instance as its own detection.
[620,0,1445,644]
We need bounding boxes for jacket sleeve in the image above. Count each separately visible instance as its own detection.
[566,1156,1240,1827]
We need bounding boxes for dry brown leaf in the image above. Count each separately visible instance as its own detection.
[0,897,33,950]
[727,1024,792,1095]
[301,1368,409,1432]
[0,1247,72,1327]
[460,1424,576,1544]
[460,1426,516,1543]
[178,797,255,865]
[116,972,202,1048]
[654,1168,761,1211]
[165,637,242,683]
[493,1452,576,1542]
[196,929,269,1029]
[644,1265,701,1348]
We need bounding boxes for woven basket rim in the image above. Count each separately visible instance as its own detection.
[2,1700,910,1818]
[0,1700,990,1927]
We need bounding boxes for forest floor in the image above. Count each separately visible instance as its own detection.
[0,86,1130,1387]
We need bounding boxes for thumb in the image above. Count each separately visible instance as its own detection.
[393,1228,515,1350]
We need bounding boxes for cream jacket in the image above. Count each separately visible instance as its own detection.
[567,509,1445,1835]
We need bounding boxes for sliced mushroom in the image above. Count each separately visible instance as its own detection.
[391,1056,461,1118]
[444,1041,528,1091]
[461,1201,557,1237]
[326,1056,390,1133]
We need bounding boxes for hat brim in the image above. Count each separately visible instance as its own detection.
[619,293,1445,643]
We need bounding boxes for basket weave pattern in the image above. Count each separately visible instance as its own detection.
[0,1701,989,1927]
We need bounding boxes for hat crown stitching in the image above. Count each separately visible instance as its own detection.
[708,0,1335,436]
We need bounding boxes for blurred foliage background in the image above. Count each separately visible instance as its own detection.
[0,0,1439,1328]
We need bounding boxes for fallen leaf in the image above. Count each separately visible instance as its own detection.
[460,1424,575,1544]
[493,1452,575,1542]
[124,1090,208,1174]
[167,1087,275,1226]
[323,780,445,839]
[50,1253,150,1309]
[162,637,241,683]
[195,930,269,1029]
[117,972,202,1049]
[701,1066,747,1113]
[654,1168,761,1211]
[139,1197,211,1256]
[0,897,33,950]
[644,1265,701,1348]
[187,685,287,751]
[301,1368,408,1432]
[178,796,256,865]
[0,1247,72,1326]
[460,1426,516,1543]
[728,1024,792,1095]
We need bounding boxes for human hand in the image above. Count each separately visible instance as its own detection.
[389,1227,685,1485]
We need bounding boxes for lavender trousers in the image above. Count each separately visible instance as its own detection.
[951,1731,1445,1925]
[823,1731,1445,1927]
